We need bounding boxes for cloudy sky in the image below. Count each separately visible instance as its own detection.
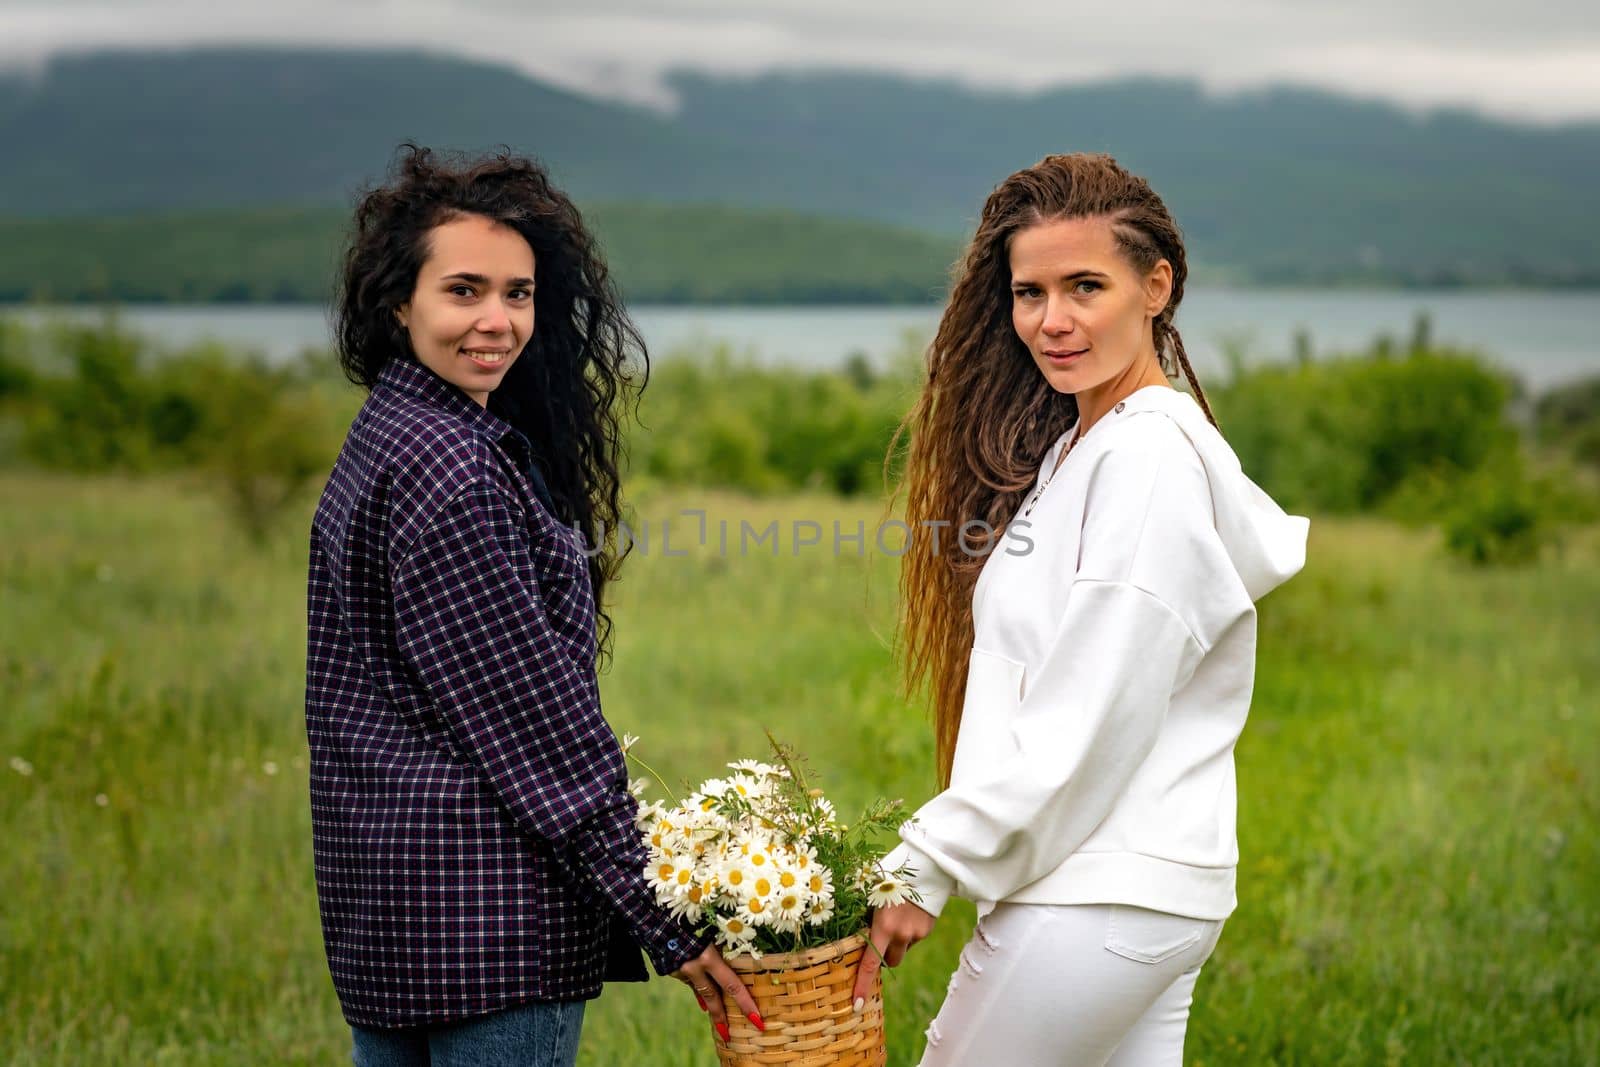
[3,0,1599,124]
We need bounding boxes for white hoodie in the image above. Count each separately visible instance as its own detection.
[883,384,1309,922]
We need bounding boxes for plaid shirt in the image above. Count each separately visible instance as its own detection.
[305,356,705,1028]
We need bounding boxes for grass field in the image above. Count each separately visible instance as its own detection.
[1,473,1596,1065]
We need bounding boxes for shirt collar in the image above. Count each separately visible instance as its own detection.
[376,356,523,447]
[375,356,556,511]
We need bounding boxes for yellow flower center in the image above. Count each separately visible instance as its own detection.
[753,878,771,896]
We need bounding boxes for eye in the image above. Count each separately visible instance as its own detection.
[1074,280,1102,294]
[448,284,475,297]
[509,287,533,301]
[1011,285,1042,300]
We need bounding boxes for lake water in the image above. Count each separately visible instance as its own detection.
[7,289,1598,393]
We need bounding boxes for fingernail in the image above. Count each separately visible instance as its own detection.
[853,996,865,1014]
[715,1021,730,1042]
[696,997,707,1012]
[748,1011,765,1031]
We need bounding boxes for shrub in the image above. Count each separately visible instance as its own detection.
[1210,344,1518,514]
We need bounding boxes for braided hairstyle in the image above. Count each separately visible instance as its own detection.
[894,152,1217,786]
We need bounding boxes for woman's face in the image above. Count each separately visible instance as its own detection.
[1008,215,1171,397]
[396,213,535,406]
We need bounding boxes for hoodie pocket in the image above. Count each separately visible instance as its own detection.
[949,649,1026,786]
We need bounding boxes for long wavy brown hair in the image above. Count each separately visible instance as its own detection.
[892,152,1218,787]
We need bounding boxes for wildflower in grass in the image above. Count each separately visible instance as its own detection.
[8,757,33,777]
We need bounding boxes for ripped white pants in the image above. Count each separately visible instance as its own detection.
[916,902,1226,1067]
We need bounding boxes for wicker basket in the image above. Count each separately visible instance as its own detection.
[713,932,886,1066]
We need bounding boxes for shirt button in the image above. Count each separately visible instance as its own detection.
[667,939,680,951]
[1115,401,1126,413]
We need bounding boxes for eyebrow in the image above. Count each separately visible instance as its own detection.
[440,272,536,287]
[1011,269,1110,286]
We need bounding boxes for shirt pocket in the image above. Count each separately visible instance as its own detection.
[949,648,1027,787]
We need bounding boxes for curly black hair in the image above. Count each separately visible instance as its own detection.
[334,143,647,660]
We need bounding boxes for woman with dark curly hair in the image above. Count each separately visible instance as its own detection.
[305,145,760,1065]
[853,153,1309,1065]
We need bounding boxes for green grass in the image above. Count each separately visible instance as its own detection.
[1,475,1595,1065]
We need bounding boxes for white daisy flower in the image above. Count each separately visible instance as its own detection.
[717,857,757,900]
[772,886,807,930]
[727,759,783,778]
[866,873,912,909]
[715,913,758,952]
[699,777,733,799]
[621,733,640,754]
[737,833,779,871]
[789,843,818,873]
[646,853,693,900]
[803,866,834,904]
[727,773,771,802]
[736,893,776,928]
[805,892,835,926]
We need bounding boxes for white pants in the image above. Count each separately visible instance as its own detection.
[916,902,1226,1067]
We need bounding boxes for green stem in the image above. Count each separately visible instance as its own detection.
[624,751,680,805]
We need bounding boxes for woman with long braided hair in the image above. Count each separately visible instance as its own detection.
[852,154,1309,1064]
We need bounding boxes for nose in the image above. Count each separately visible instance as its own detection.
[1042,297,1077,336]
[477,299,512,334]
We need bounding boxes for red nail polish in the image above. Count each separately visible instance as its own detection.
[696,997,707,1012]
[715,1021,731,1042]
[748,1011,766,1031]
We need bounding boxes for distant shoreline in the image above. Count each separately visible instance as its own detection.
[6,276,1600,310]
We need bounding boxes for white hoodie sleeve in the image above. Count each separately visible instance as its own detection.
[884,428,1215,917]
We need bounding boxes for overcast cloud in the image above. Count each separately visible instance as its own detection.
[3,0,1598,124]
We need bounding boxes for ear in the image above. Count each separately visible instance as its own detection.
[394,303,410,330]
[1145,259,1173,318]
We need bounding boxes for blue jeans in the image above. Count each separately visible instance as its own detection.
[352,1000,586,1067]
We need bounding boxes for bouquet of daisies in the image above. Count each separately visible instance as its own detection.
[626,734,919,958]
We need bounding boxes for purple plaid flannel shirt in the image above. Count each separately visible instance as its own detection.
[305,356,706,1028]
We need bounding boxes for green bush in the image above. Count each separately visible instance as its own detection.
[630,339,919,497]
[2,315,349,537]
[2,316,1593,563]
[1211,344,1517,514]
[1534,375,1600,469]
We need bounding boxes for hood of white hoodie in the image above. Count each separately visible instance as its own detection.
[1113,386,1309,603]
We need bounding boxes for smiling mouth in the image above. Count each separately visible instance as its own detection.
[462,349,511,365]
[1043,348,1087,360]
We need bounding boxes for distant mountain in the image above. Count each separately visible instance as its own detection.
[2,48,1598,288]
